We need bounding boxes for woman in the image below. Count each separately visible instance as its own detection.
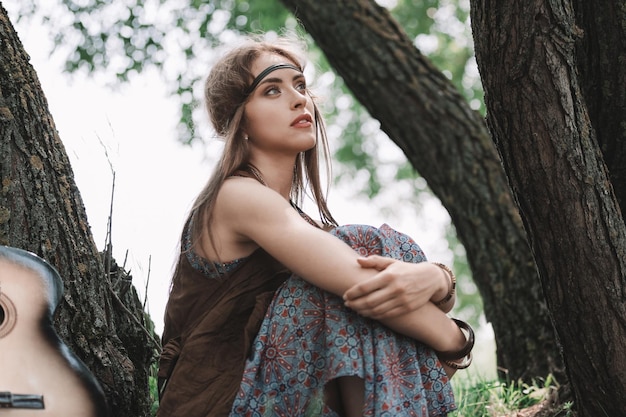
[157,36,473,417]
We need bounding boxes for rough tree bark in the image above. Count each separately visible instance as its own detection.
[573,0,626,211]
[470,1,626,415]
[0,5,157,416]
[280,0,563,382]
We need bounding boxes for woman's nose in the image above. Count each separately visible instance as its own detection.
[290,89,307,109]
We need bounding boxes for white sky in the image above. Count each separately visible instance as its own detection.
[9,9,453,337]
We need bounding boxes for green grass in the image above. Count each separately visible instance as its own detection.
[450,373,574,417]
[148,361,160,416]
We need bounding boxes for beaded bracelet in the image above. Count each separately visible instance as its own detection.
[432,262,456,306]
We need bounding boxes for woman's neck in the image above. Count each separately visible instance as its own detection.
[246,159,294,200]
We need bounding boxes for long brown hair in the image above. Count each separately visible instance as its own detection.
[177,36,337,277]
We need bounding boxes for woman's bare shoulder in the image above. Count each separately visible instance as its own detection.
[216,177,292,224]
[220,176,272,204]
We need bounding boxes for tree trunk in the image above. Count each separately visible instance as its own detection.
[0,5,157,416]
[280,0,563,382]
[470,1,626,415]
[573,0,626,212]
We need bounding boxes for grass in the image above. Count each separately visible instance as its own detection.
[450,373,574,417]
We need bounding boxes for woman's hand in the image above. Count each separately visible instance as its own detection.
[342,257,450,319]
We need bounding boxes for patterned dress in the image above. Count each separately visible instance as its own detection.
[191,224,456,416]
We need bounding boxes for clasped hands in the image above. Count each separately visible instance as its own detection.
[343,256,449,319]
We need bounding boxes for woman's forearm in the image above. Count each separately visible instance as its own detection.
[379,302,465,353]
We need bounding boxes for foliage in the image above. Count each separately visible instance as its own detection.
[391,0,483,113]
[12,0,480,169]
[149,369,159,416]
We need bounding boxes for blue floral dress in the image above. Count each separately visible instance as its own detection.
[190,224,456,416]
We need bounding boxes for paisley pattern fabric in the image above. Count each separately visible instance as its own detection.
[229,224,456,416]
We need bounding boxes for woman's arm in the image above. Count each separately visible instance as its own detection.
[344,255,457,319]
[213,178,465,353]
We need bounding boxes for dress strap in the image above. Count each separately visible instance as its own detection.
[290,201,321,229]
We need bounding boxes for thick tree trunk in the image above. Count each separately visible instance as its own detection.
[573,0,626,212]
[0,5,157,417]
[280,0,563,382]
[470,1,626,415]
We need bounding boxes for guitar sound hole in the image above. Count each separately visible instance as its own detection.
[0,293,16,337]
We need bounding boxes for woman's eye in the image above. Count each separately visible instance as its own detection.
[265,86,280,95]
[296,82,307,92]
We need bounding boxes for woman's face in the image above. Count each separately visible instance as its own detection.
[243,52,316,158]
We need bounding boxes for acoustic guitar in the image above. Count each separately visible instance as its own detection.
[0,246,109,416]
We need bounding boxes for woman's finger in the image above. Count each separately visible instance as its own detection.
[356,255,395,271]
[343,271,391,301]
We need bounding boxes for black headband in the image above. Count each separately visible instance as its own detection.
[244,63,302,96]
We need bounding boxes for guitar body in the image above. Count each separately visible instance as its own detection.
[0,246,109,416]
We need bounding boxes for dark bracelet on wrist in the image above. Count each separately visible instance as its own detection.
[436,318,475,370]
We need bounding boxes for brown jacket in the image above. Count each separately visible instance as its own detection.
[157,248,289,417]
